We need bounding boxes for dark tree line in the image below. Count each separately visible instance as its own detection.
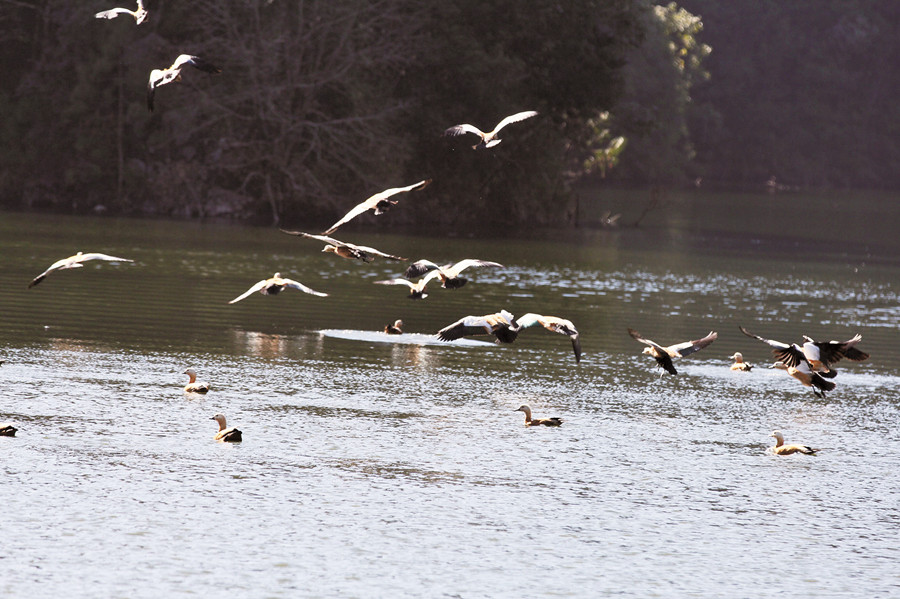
[2,1,893,230]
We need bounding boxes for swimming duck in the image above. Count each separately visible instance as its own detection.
[228,273,328,304]
[280,231,407,262]
[512,313,582,363]
[437,310,517,343]
[729,352,753,371]
[770,430,817,455]
[628,328,718,375]
[211,413,242,442]
[769,360,835,398]
[515,404,562,427]
[322,179,431,235]
[147,54,221,112]
[183,368,210,394]
[0,423,17,437]
[443,111,539,149]
[95,0,147,24]
[403,259,503,289]
[384,320,403,335]
[374,270,440,300]
[28,251,134,288]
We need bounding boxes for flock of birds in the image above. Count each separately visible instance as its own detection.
[2,2,871,453]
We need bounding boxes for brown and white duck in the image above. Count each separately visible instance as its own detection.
[28,251,134,288]
[183,368,210,394]
[770,430,817,455]
[628,328,717,375]
[280,231,407,262]
[443,111,539,149]
[768,360,835,398]
[729,352,753,371]
[512,313,582,363]
[147,54,221,112]
[322,179,431,235]
[211,413,242,442]
[740,326,867,378]
[384,320,404,335]
[228,273,327,304]
[95,0,147,24]
[403,259,503,289]
[437,310,517,343]
[514,404,562,427]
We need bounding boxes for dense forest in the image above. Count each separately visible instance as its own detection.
[0,1,897,228]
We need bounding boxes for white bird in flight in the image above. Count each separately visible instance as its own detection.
[403,259,503,289]
[443,110,539,149]
[147,54,222,112]
[28,251,134,288]
[374,270,441,300]
[95,0,148,24]
[322,179,431,235]
[228,273,328,304]
[280,231,407,263]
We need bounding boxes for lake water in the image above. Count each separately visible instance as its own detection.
[1,193,899,598]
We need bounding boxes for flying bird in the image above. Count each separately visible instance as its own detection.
[514,404,562,427]
[322,179,431,235]
[210,413,242,442]
[280,231,407,262]
[739,326,868,378]
[183,368,210,394]
[228,273,327,304]
[443,110,539,149]
[628,328,718,375]
[374,270,440,300]
[436,310,518,344]
[95,0,147,24]
[769,430,817,456]
[147,54,221,112]
[28,251,134,288]
[403,259,503,289]
[768,360,835,398]
[512,313,582,363]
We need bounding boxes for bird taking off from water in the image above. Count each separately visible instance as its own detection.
[443,111,538,149]
[739,326,868,378]
[28,252,134,288]
[147,54,221,112]
[512,313,582,363]
[628,328,718,375]
[322,179,431,236]
[228,273,327,304]
[95,0,147,24]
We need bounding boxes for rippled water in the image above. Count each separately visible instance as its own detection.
[1,204,899,598]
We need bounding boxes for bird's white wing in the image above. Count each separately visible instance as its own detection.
[77,253,134,263]
[492,110,539,134]
[443,123,485,138]
[228,280,267,304]
[281,279,328,297]
[374,278,416,288]
[668,332,717,357]
[281,230,341,247]
[352,244,407,261]
[367,179,431,203]
[322,201,372,235]
[95,7,133,19]
[442,259,503,278]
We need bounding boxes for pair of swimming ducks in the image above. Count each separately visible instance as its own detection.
[181,369,241,442]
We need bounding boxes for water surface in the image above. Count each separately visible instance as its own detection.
[1,202,898,598]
